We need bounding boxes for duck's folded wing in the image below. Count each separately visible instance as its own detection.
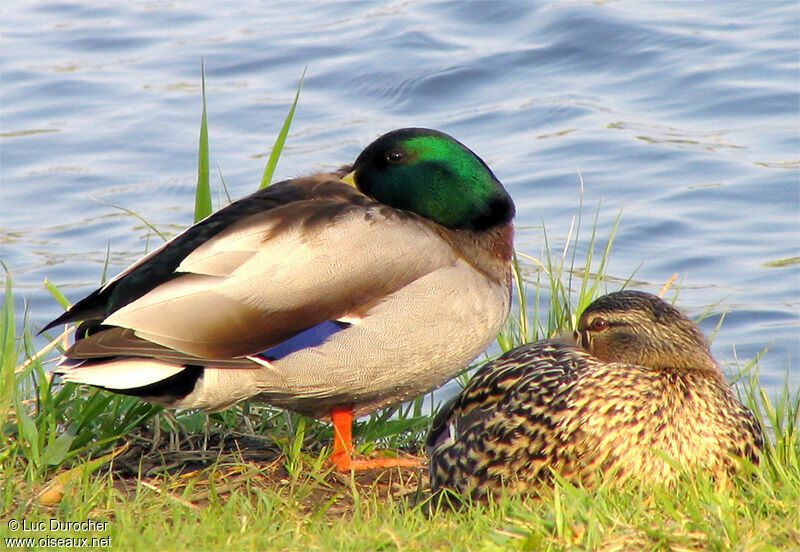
[87,198,460,359]
[427,342,580,452]
[64,327,256,368]
[41,175,352,332]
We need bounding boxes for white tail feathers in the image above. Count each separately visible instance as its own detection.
[55,358,186,390]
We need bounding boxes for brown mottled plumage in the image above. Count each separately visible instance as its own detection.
[427,290,763,497]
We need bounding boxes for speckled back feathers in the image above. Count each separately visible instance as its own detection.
[428,291,763,497]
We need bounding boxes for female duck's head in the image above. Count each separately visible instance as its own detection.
[347,128,514,231]
[576,290,719,373]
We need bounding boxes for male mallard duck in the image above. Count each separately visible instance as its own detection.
[44,128,515,471]
[427,290,762,496]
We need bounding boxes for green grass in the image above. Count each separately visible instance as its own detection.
[3,260,799,550]
[194,61,211,223]
[1,73,798,551]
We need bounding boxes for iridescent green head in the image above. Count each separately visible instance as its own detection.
[350,128,514,231]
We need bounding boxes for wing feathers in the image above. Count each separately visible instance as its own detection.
[42,173,353,330]
[98,205,458,358]
[65,327,257,368]
[54,176,464,372]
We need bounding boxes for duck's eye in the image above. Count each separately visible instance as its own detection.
[589,317,608,332]
[385,149,405,164]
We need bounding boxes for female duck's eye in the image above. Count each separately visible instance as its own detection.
[589,317,608,332]
[385,149,405,164]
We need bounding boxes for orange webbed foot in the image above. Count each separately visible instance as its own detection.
[331,451,422,472]
[330,406,423,472]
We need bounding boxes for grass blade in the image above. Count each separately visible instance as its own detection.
[44,278,71,310]
[194,60,212,222]
[0,269,17,436]
[260,68,305,189]
[92,198,168,242]
[40,430,75,467]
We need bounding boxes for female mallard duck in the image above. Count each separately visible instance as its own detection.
[44,128,515,471]
[427,290,762,496]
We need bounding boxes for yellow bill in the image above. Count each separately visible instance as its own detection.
[341,171,357,188]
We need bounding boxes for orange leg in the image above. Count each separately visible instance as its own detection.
[330,406,422,471]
